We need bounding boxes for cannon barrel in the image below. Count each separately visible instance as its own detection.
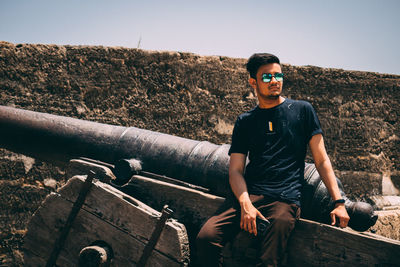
[0,105,377,231]
[0,105,230,195]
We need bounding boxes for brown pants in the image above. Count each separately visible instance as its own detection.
[196,196,300,266]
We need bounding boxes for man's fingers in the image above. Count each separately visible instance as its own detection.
[242,216,258,235]
[330,206,350,228]
[257,211,267,221]
[339,218,346,228]
[331,214,350,228]
[340,217,349,228]
[246,220,252,233]
[252,219,257,236]
[243,217,250,232]
[330,212,336,226]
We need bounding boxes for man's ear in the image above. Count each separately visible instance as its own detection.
[249,77,257,90]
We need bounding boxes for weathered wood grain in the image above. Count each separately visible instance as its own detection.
[58,176,189,262]
[287,219,400,267]
[66,159,116,183]
[127,174,225,223]
[24,176,189,266]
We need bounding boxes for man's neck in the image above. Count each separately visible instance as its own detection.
[258,96,285,109]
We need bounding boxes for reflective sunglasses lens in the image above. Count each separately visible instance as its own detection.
[275,73,284,81]
[262,73,272,83]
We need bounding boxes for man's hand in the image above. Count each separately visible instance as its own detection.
[240,200,266,236]
[330,204,350,228]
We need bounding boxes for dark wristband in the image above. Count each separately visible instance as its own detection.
[333,199,345,205]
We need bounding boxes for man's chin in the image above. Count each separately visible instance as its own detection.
[266,94,280,100]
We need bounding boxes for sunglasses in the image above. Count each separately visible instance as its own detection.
[262,73,284,83]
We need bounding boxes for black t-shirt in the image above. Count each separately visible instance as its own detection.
[228,99,323,206]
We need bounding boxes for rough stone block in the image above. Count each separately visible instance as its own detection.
[335,171,382,201]
[370,209,400,241]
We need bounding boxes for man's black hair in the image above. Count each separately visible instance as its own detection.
[246,53,280,79]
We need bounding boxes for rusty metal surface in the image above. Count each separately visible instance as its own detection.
[0,105,231,196]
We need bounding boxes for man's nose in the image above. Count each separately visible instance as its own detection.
[270,76,278,83]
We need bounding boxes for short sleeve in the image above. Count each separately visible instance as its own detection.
[228,117,249,155]
[304,102,323,142]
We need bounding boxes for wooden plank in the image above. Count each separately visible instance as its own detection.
[24,176,189,266]
[66,159,116,183]
[57,176,189,263]
[287,219,400,267]
[126,174,225,225]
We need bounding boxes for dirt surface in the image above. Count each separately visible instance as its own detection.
[0,41,399,265]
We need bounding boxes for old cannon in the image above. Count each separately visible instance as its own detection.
[0,105,376,230]
[2,105,397,266]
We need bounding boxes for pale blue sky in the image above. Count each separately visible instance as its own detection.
[1,0,399,74]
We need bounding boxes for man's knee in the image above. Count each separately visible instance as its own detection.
[196,221,220,248]
[196,220,225,266]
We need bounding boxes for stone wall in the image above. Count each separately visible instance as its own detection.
[0,41,399,265]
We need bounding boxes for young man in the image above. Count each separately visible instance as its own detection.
[196,53,349,266]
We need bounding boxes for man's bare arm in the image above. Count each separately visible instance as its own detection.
[309,134,350,228]
[229,153,266,235]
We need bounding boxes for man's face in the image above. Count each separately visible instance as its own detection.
[249,63,283,100]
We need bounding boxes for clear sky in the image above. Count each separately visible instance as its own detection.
[1,0,399,74]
